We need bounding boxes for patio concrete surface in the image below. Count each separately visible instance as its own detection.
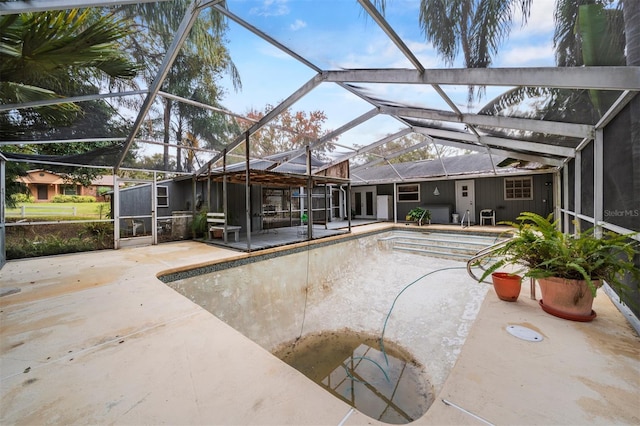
[1,223,638,425]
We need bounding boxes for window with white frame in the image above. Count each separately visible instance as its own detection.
[157,186,169,207]
[504,177,533,200]
[397,184,420,202]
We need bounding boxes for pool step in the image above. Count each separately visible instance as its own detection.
[381,231,506,261]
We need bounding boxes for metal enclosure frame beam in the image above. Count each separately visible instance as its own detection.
[380,105,594,139]
[323,67,640,90]
[314,128,412,173]
[196,73,325,175]
[350,135,432,173]
[0,0,175,14]
[357,0,424,72]
[0,90,148,112]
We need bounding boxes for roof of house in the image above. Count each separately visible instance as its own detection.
[350,153,552,184]
[17,169,114,186]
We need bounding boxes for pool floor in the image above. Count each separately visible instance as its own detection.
[166,231,488,400]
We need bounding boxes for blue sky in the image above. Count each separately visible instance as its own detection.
[215,0,558,155]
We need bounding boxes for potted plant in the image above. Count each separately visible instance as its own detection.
[490,272,522,302]
[406,207,431,225]
[479,212,639,321]
[191,209,209,238]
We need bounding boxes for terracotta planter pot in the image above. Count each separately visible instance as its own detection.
[491,272,522,302]
[537,277,599,322]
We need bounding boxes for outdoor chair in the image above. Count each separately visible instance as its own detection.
[207,212,241,242]
[124,218,145,236]
[479,209,496,226]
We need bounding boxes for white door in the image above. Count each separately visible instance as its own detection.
[352,186,376,219]
[455,180,476,224]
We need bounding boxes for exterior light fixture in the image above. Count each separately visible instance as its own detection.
[433,187,440,196]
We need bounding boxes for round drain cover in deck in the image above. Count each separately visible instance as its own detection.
[506,325,543,342]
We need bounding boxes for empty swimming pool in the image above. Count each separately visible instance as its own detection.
[161,230,489,423]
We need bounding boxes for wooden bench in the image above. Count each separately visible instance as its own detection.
[207,212,241,242]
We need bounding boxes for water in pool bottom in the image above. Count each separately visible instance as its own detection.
[273,330,434,424]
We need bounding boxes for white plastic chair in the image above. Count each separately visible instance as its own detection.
[124,218,145,236]
[480,209,495,226]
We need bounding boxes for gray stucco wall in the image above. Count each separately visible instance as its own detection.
[474,174,554,224]
[371,173,554,224]
[119,179,191,214]
[395,180,456,222]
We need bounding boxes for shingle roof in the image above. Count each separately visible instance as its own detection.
[351,153,550,184]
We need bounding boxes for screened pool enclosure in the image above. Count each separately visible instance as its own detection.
[1,1,639,312]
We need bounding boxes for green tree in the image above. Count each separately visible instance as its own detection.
[0,9,139,206]
[479,1,626,124]
[170,61,241,172]
[0,9,137,125]
[117,1,241,171]
[137,153,176,171]
[239,105,335,159]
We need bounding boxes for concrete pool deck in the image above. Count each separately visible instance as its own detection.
[1,223,639,425]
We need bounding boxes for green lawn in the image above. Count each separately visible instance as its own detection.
[6,202,110,220]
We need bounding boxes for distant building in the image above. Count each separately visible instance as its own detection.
[17,169,114,202]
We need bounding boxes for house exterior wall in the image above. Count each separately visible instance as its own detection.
[375,184,394,197]
[22,170,60,201]
[474,174,554,223]
[118,184,152,217]
[394,180,456,222]
[28,184,54,201]
[162,179,192,215]
[365,173,554,224]
[19,170,113,202]
[118,179,188,234]
[169,179,253,232]
[223,183,248,228]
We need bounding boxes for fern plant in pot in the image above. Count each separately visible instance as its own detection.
[406,207,431,225]
[191,209,209,238]
[479,212,640,322]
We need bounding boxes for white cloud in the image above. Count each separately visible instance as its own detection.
[512,0,556,39]
[249,0,290,17]
[290,19,307,31]
[499,43,556,67]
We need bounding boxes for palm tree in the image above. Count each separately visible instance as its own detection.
[116,1,241,171]
[374,0,532,103]
[479,1,628,124]
[622,0,640,67]
[0,8,139,206]
[0,9,138,125]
